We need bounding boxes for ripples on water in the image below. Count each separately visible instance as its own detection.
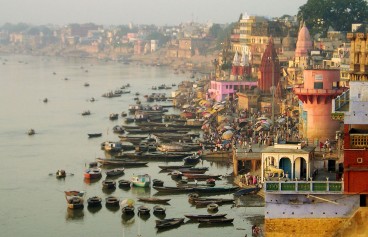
[0,54,264,237]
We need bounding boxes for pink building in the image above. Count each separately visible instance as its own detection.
[207,80,257,102]
[294,69,347,140]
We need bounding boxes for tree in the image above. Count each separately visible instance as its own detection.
[298,0,368,36]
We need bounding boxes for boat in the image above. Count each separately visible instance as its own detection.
[137,197,171,204]
[169,170,183,179]
[197,218,234,224]
[233,187,260,196]
[118,179,131,188]
[28,129,35,135]
[88,133,102,138]
[103,141,123,152]
[102,179,116,189]
[137,205,150,215]
[112,125,125,134]
[207,203,219,212]
[109,113,119,120]
[64,191,85,209]
[153,186,195,193]
[105,196,120,206]
[183,153,202,164]
[82,110,91,116]
[158,164,194,170]
[183,174,222,180]
[87,196,102,207]
[184,214,227,220]
[66,196,84,209]
[155,218,184,229]
[96,158,148,167]
[131,174,151,187]
[43,98,48,103]
[166,167,208,174]
[121,205,135,215]
[84,168,102,179]
[153,205,166,215]
[105,168,125,177]
[56,169,66,178]
[195,200,224,208]
[152,179,164,187]
[192,186,239,193]
[188,193,235,204]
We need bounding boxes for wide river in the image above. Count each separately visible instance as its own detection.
[0,54,264,237]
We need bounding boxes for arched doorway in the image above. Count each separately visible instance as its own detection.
[279,157,292,178]
[294,157,307,180]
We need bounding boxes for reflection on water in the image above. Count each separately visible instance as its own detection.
[121,213,135,225]
[87,205,102,214]
[83,177,102,185]
[198,222,234,229]
[65,208,84,221]
[138,212,151,221]
[105,204,120,213]
[130,186,151,196]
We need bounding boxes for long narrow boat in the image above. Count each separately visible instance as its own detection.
[166,167,208,174]
[96,158,148,167]
[105,168,125,177]
[158,164,194,170]
[192,186,239,193]
[137,197,171,204]
[183,174,222,180]
[197,218,234,224]
[184,214,227,220]
[155,218,185,229]
[153,186,195,193]
[84,168,102,179]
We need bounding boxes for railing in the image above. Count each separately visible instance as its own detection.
[265,181,343,194]
[334,89,350,112]
[294,88,347,95]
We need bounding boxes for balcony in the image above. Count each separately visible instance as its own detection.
[265,180,343,194]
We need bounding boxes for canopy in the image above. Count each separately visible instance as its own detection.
[222,130,233,140]
[120,198,135,207]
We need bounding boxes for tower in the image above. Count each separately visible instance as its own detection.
[294,69,346,141]
[294,22,313,68]
[258,37,280,94]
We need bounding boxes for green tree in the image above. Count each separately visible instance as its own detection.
[298,0,368,36]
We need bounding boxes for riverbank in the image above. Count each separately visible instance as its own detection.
[0,44,217,73]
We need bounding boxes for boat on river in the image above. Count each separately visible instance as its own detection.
[192,186,239,194]
[105,196,120,207]
[131,174,151,187]
[87,196,102,207]
[233,187,260,196]
[183,173,222,180]
[102,179,116,189]
[105,168,125,177]
[184,214,227,220]
[64,190,85,209]
[197,218,234,224]
[118,179,131,188]
[155,218,184,229]
[88,133,102,138]
[84,168,102,179]
[56,169,66,178]
[153,186,195,193]
[137,197,170,204]
[158,164,194,170]
[96,158,148,167]
[137,205,150,215]
[153,205,166,215]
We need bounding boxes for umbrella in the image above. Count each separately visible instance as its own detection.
[120,198,135,207]
[182,104,191,109]
[222,130,233,140]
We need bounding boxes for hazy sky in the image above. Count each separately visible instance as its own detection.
[0,0,308,26]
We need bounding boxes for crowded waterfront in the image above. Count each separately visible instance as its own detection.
[0,54,265,237]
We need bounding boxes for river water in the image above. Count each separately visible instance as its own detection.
[0,54,264,237]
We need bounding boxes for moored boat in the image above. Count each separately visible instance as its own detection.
[197,218,234,224]
[183,174,222,180]
[96,158,148,167]
[207,203,219,212]
[121,205,135,215]
[105,196,120,207]
[152,179,164,187]
[155,218,184,229]
[137,205,150,215]
[153,186,195,193]
[158,164,194,170]
[153,205,166,215]
[64,191,85,209]
[131,174,151,187]
[137,197,171,204]
[87,196,102,207]
[184,213,227,220]
[118,179,131,188]
[102,179,116,189]
[105,168,125,177]
[84,168,102,179]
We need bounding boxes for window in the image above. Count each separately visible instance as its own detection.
[314,82,323,89]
